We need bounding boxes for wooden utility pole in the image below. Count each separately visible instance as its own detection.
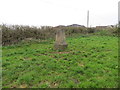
[118,1,120,27]
[87,10,89,28]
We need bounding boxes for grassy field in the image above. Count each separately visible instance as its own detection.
[2,35,118,88]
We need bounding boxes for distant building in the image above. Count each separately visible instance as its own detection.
[107,25,118,28]
[67,24,85,27]
[55,25,66,28]
[96,26,108,30]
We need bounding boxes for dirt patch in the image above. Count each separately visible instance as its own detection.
[24,57,33,60]
[19,84,28,88]
[50,82,59,88]
[78,63,84,67]
[50,51,71,54]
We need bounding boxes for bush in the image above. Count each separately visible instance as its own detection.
[87,28,96,33]
[112,27,119,36]
[1,24,56,46]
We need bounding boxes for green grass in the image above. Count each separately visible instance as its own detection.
[2,35,118,88]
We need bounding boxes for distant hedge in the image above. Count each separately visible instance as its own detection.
[1,24,118,46]
[1,24,87,46]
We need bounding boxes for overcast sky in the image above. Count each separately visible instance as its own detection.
[0,0,119,27]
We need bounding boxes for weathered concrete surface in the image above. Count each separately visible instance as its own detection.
[54,29,68,50]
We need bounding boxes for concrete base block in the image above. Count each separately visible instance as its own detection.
[54,43,68,50]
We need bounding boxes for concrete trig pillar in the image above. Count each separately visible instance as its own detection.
[54,29,68,50]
